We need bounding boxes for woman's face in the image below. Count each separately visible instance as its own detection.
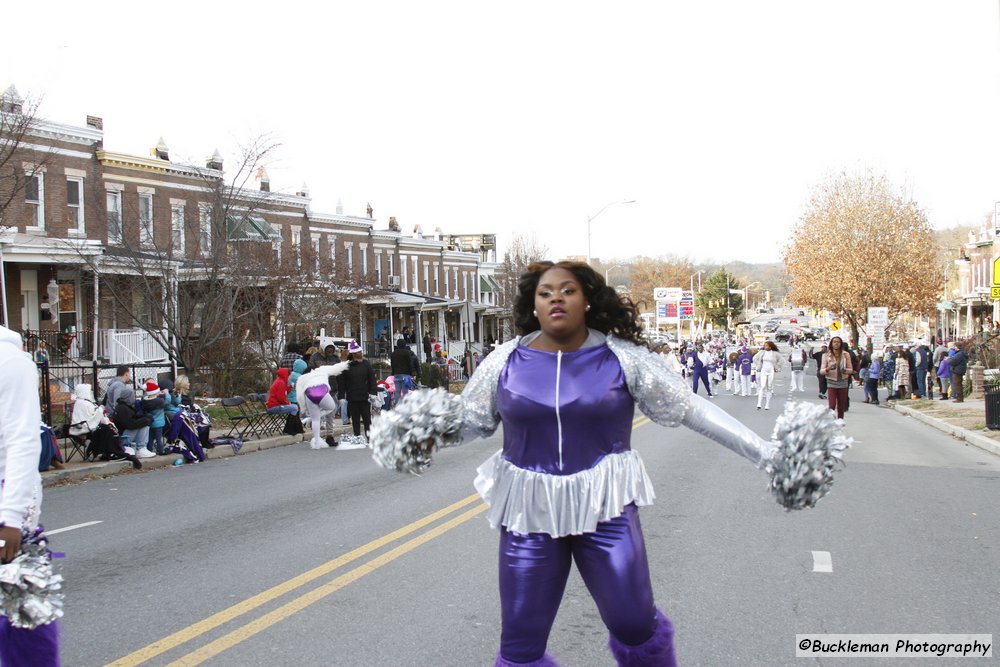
[830,337,842,352]
[534,267,588,339]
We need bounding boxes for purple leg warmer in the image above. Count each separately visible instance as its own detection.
[0,617,60,666]
[608,608,676,667]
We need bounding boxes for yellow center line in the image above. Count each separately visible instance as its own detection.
[633,416,651,428]
[107,493,482,667]
[165,504,489,667]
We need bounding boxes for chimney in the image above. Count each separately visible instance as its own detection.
[154,137,170,161]
[257,167,270,192]
[1,85,23,114]
[207,149,224,171]
[335,198,343,215]
[86,115,103,130]
[388,216,399,232]
[296,182,310,198]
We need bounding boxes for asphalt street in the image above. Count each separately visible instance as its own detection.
[41,362,1000,666]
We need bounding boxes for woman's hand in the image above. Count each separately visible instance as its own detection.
[0,525,22,563]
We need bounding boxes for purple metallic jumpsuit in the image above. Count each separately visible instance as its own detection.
[488,342,672,664]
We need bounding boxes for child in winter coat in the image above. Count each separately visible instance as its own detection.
[141,380,168,455]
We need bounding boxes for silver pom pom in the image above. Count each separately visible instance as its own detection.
[370,388,465,474]
[768,402,852,510]
[0,531,64,629]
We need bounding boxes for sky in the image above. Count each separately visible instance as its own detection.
[5,1,1000,265]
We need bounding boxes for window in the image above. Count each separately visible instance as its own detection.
[328,236,336,271]
[433,263,439,294]
[106,190,122,244]
[387,254,394,278]
[292,229,301,269]
[66,178,84,233]
[273,227,283,262]
[25,172,44,228]
[139,193,154,246]
[313,236,321,274]
[360,244,368,277]
[171,204,185,255]
[375,252,383,284]
[413,256,418,292]
[400,256,408,291]
[423,263,429,292]
[346,243,354,274]
[199,205,212,256]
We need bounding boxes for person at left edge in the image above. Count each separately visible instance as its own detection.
[0,325,60,665]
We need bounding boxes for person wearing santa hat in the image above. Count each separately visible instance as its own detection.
[141,380,168,455]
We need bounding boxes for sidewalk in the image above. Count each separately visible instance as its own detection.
[41,423,357,488]
[888,394,1000,458]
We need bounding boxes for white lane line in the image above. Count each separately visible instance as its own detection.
[45,521,103,536]
[811,550,833,573]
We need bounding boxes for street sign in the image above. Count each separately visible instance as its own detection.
[992,287,1000,300]
[830,320,841,331]
[654,287,683,301]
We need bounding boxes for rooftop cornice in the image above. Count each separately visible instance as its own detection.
[25,116,103,145]
[98,150,223,180]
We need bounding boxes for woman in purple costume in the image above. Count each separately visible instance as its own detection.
[372,261,847,666]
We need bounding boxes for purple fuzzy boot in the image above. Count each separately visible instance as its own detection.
[608,608,676,667]
[494,651,560,666]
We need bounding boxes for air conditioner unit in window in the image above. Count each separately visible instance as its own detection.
[388,275,401,288]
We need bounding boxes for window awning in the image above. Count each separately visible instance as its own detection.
[479,276,493,292]
[227,214,280,242]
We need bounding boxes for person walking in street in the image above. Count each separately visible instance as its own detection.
[0,325,61,665]
[812,344,828,399]
[787,342,807,394]
[688,342,714,397]
[370,261,848,666]
[753,340,783,410]
[949,341,969,403]
[342,340,377,441]
[390,340,417,405]
[821,336,854,419]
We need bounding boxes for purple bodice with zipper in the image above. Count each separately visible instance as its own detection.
[496,343,635,474]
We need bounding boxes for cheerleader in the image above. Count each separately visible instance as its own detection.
[371,262,849,667]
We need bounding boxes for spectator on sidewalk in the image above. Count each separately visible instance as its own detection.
[949,342,969,403]
[279,342,303,372]
[932,338,948,396]
[865,353,882,405]
[0,324,61,665]
[104,365,133,411]
[141,380,168,455]
[936,354,952,400]
[112,388,155,458]
[266,368,298,415]
[892,348,911,401]
[914,341,930,398]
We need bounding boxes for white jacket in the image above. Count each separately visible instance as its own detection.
[0,325,43,529]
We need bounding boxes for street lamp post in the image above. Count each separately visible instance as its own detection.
[587,199,635,265]
[742,281,762,318]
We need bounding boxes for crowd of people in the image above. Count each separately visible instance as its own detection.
[652,333,972,422]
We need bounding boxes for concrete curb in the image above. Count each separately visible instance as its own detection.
[42,424,356,487]
[892,404,1000,458]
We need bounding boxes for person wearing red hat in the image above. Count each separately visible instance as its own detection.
[141,380,168,455]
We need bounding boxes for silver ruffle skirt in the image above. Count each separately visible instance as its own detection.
[473,449,655,537]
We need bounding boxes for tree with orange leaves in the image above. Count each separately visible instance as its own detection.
[782,171,941,348]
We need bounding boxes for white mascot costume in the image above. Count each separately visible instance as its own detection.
[296,363,350,449]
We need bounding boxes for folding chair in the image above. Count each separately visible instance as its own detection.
[220,397,256,439]
[58,423,88,463]
[248,393,283,436]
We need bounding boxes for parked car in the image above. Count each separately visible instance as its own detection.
[774,329,793,342]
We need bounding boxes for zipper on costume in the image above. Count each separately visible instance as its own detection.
[555,350,564,470]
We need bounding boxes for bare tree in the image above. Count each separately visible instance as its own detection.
[496,232,549,308]
[782,170,942,347]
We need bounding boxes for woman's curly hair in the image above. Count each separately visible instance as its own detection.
[513,261,645,346]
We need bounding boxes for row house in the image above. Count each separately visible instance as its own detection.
[949,224,998,339]
[0,86,509,370]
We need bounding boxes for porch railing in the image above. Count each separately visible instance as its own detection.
[99,329,171,364]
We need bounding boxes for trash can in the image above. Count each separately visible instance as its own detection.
[985,383,1000,430]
